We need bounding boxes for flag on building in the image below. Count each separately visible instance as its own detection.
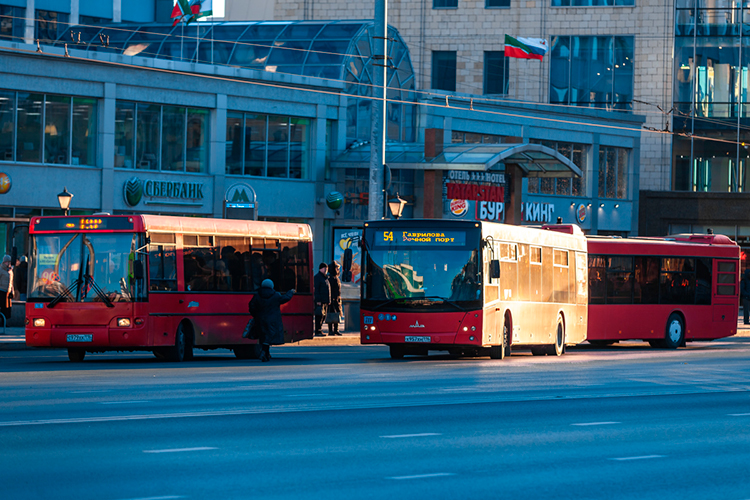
[171,0,213,26]
[504,35,548,60]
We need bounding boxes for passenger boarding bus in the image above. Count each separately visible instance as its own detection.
[583,232,740,348]
[25,215,313,361]
[359,219,588,359]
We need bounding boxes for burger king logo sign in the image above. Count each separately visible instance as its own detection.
[575,203,587,224]
[450,199,468,217]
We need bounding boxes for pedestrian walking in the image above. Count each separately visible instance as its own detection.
[249,279,294,362]
[326,261,343,336]
[0,255,13,326]
[741,269,750,325]
[313,262,330,337]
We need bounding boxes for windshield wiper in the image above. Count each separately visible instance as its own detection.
[370,298,402,311]
[419,296,466,312]
[47,278,82,309]
[84,274,114,308]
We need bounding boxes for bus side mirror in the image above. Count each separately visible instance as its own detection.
[133,260,144,280]
[490,260,500,279]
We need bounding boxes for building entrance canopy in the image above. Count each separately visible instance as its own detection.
[332,143,582,178]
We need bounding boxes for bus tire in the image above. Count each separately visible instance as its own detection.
[546,317,565,356]
[166,323,188,362]
[490,320,510,360]
[663,313,685,349]
[234,344,262,360]
[68,348,85,362]
[503,315,512,358]
[389,345,405,359]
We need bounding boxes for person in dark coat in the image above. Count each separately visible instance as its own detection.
[741,269,750,325]
[249,279,294,362]
[313,262,330,337]
[327,261,343,336]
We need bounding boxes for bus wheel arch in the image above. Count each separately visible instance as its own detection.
[663,312,686,349]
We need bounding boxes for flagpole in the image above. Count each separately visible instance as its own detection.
[181,22,184,62]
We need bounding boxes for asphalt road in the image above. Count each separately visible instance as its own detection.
[2,340,750,500]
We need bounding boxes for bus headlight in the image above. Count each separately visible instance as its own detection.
[117,318,132,327]
[33,318,45,327]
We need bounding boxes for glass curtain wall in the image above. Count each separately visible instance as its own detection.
[673,0,750,192]
[527,141,590,197]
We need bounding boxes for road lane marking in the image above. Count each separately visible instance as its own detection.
[143,447,217,454]
[100,401,150,405]
[71,390,112,394]
[387,473,455,480]
[571,422,621,426]
[728,413,750,416]
[381,433,442,438]
[609,455,665,461]
[284,394,329,397]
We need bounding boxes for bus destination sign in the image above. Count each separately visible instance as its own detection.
[374,230,466,246]
[34,217,135,232]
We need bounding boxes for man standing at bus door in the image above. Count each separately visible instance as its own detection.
[0,255,13,327]
[314,263,330,337]
[741,269,750,324]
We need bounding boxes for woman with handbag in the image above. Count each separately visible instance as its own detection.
[326,261,343,336]
[248,279,295,362]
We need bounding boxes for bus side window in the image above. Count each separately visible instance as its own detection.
[695,258,712,305]
[588,255,606,304]
[148,245,177,291]
[634,256,659,304]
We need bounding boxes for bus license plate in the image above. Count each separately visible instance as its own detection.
[67,334,93,342]
[405,336,431,343]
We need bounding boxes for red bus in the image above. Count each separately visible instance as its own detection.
[584,233,740,347]
[25,215,313,361]
[359,219,588,359]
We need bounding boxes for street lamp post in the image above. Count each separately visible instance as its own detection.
[388,192,407,219]
[57,187,73,216]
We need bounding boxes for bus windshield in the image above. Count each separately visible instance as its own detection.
[362,228,481,309]
[29,232,142,303]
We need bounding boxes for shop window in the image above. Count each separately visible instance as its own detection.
[115,101,135,169]
[484,51,509,95]
[73,98,97,166]
[44,95,70,164]
[225,112,311,179]
[162,106,186,172]
[16,93,43,163]
[0,90,14,162]
[486,0,511,6]
[136,103,160,170]
[598,146,629,199]
[432,51,457,91]
[434,0,458,7]
[527,140,588,197]
[186,109,208,173]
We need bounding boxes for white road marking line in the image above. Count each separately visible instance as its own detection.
[143,447,217,454]
[728,413,750,416]
[571,421,621,426]
[387,473,455,480]
[609,455,665,461]
[100,401,150,405]
[71,390,112,394]
[381,433,442,439]
[284,394,329,397]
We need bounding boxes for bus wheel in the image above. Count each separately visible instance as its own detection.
[663,313,684,349]
[166,324,188,362]
[547,318,565,356]
[389,345,405,359]
[234,344,262,360]
[68,348,85,362]
[490,321,510,360]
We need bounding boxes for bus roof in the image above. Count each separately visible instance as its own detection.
[29,215,313,241]
[587,233,740,258]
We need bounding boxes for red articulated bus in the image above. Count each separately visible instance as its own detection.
[584,232,740,347]
[25,215,313,361]
[359,219,588,359]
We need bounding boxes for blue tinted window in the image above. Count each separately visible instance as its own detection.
[432,51,457,91]
[552,0,634,5]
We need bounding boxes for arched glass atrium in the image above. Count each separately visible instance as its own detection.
[49,20,416,143]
